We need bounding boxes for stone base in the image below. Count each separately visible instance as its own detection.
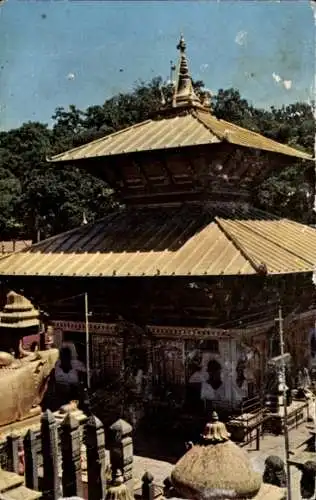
[0,407,42,439]
[0,467,41,500]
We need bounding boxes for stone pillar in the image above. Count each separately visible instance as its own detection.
[41,409,61,500]
[300,460,316,499]
[61,413,83,498]
[24,429,39,490]
[108,419,133,491]
[84,414,107,500]
[7,433,19,474]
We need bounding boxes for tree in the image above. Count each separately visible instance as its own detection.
[0,167,22,238]
[254,103,315,223]
[209,88,315,223]
[0,122,52,180]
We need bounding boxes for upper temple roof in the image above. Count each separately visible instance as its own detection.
[48,108,312,164]
[48,35,312,165]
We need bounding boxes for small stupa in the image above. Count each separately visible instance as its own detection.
[0,291,40,356]
[170,412,286,500]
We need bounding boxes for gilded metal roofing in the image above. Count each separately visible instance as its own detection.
[194,111,313,160]
[0,205,316,278]
[49,114,220,162]
[49,110,312,163]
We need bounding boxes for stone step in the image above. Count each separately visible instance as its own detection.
[0,469,24,493]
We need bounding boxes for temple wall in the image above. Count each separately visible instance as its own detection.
[51,320,270,410]
[52,309,316,406]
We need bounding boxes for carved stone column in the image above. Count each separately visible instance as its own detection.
[61,413,83,498]
[24,429,39,490]
[108,419,133,492]
[84,414,107,500]
[41,410,61,500]
[7,433,19,474]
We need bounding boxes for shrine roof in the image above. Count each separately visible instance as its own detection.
[1,204,316,278]
[48,109,312,164]
[48,35,312,165]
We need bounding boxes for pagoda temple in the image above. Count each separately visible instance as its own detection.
[0,36,315,417]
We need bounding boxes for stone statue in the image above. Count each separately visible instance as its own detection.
[0,290,59,427]
[0,347,59,427]
[299,460,316,499]
[263,455,286,488]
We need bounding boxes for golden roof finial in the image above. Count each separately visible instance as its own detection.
[172,35,204,110]
[177,34,186,53]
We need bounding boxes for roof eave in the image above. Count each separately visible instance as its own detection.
[46,144,313,165]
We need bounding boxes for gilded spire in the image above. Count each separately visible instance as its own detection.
[201,411,231,444]
[172,34,203,110]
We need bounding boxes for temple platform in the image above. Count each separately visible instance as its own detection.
[0,407,42,440]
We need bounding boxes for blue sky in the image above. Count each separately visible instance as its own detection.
[0,0,315,131]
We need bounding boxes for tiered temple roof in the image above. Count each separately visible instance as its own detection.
[0,36,314,279]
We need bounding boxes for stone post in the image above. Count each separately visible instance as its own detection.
[108,419,133,491]
[142,472,155,500]
[6,433,19,474]
[41,409,61,500]
[61,413,83,498]
[84,414,107,500]
[24,429,39,490]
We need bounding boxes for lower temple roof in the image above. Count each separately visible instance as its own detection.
[0,204,316,278]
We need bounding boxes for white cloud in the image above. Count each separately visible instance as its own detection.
[66,72,75,81]
[235,31,247,46]
[272,73,293,90]
[283,80,292,90]
[272,72,282,84]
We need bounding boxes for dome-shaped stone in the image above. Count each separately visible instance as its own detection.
[171,413,262,500]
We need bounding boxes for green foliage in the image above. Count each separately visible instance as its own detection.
[211,88,315,223]
[0,167,22,237]
[0,78,314,240]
